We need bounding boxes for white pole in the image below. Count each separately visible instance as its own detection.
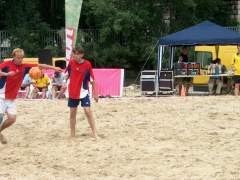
[156,45,163,96]
[170,46,174,69]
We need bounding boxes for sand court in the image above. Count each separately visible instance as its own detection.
[0,96,240,179]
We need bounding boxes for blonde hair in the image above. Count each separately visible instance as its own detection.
[12,48,24,57]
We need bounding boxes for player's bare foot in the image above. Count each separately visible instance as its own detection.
[71,132,76,137]
[91,133,99,139]
[0,133,7,144]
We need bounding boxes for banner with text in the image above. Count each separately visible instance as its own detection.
[65,0,83,61]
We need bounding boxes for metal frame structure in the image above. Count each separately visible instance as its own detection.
[140,70,157,95]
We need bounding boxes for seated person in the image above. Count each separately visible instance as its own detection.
[31,72,50,99]
[20,73,33,98]
[178,46,189,63]
[51,71,66,99]
[178,46,191,95]
[208,58,226,95]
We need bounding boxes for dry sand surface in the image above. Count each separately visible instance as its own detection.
[0,96,240,179]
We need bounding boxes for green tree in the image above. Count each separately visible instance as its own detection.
[4,0,49,56]
[40,0,65,29]
[168,0,237,32]
[0,0,6,29]
[195,0,236,26]
[79,0,166,71]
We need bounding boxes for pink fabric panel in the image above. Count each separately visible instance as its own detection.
[42,69,54,78]
[93,69,123,97]
[41,68,123,97]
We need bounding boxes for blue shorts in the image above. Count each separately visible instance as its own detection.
[68,95,91,108]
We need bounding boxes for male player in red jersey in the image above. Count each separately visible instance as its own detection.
[66,46,98,138]
[0,48,62,144]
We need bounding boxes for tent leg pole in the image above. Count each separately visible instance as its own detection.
[170,47,174,69]
[157,45,163,96]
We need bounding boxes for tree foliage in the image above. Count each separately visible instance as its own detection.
[80,0,165,70]
[2,0,49,56]
[168,0,236,32]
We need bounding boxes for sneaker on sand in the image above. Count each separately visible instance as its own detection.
[0,133,7,144]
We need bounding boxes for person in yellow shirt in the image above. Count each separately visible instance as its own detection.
[232,45,240,96]
[31,71,50,99]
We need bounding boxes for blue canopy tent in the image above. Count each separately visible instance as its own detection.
[156,21,240,94]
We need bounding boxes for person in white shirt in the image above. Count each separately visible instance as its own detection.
[20,74,33,98]
[51,71,66,99]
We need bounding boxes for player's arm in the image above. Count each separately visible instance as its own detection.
[89,64,98,102]
[63,61,72,82]
[38,64,62,72]
[0,70,15,77]
[0,63,16,77]
[24,63,62,73]
[91,80,98,102]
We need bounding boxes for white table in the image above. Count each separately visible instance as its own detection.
[174,74,233,78]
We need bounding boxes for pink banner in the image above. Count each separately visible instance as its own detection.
[93,69,124,97]
[42,69,54,78]
[42,68,124,97]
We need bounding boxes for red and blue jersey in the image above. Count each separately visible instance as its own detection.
[66,59,95,99]
[0,60,36,99]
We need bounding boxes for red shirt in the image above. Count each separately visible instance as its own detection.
[66,59,95,99]
[0,60,36,99]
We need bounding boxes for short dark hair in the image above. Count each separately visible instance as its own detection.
[72,45,84,54]
[213,58,221,64]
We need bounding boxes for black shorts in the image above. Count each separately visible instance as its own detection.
[68,95,91,108]
[37,87,47,92]
[234,76,240,84]
[20,86,26,91]
[21,84,30,90]
[53,85,62,91]
[177,77,192,85]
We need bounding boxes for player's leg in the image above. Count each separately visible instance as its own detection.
[68,98,80,137]
[0,100,17,144]
[178,81,183,95]
[70,107,77,137]
[0,99,6,144]
[51,85,57,98]
[84,107,97,138]
[31,87,39,99]
[0,114,16,132]
[59,86,66,99]
[208,78,214,95]
[234,83,240,96]
[216,79,223,95]
[42,88,47,99]
[25,86,30,98]
[0,113,6,144]
[81,96,97,138]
